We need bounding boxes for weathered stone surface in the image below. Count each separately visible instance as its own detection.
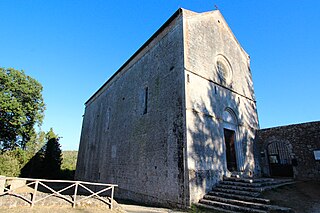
[256,121,320,180]
[184,10,258,204]
[76,8,258,208]
[76,9,186,208]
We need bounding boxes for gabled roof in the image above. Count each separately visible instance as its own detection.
[85,8,249,105]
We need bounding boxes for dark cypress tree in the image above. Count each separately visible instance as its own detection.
[43,129,62,179]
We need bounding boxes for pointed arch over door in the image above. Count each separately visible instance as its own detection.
[223,108,238,126]
[223,108,238,172]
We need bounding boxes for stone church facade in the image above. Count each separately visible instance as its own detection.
[75,8,259,207]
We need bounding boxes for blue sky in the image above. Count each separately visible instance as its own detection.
[1,1,319,150]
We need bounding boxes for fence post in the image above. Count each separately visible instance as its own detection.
[0,176,5,194]
[110,186,114,210]
[31,180,39,208]
[73,182,79,208]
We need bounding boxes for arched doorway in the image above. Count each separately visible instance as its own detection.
[223,109,238,172]
[267,141,293,177]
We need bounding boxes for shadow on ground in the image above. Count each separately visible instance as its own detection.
[261,181,320,213]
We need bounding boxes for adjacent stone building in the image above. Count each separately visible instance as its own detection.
[256,121,320,180]
[75,8,259,207]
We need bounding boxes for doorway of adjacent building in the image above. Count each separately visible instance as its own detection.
[267,141,293,177]
[224,128,237,172]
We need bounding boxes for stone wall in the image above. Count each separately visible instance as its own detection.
[76,11,187,208]
[76,8,260,208]
[256,121,320,180]
[183,10,259,203]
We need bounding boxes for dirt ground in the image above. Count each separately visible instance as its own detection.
[1,181,319,213]
[0,200,189,213]
[0,206,119,213]
[0,205,186,213]
[261,181,320,213]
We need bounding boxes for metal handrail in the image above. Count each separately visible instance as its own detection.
[0,177,118,209]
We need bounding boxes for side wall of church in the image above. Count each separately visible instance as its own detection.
[256,121,320,180]
[76,14,188,207]
[183,11,259,203]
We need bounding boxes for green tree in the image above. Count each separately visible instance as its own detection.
[19,131,47,178]
[45,128,58,141]
[0,151,20,176]
[0,68,45,151]
[43,128,62,178]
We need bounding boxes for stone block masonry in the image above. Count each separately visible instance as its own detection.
[76,8,259,208]
[256,121,320,180]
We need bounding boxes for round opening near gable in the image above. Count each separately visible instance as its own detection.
[215,55,233,85]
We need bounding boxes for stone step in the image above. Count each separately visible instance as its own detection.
[216,184,264,192]
[220,180,266,188]
[207,191,271,204]
[199,198,267,213]
[198,178,295,213]
[203,195,292,212]
[195,202,241,213]
[213,187,260,197]
[220,180,292,188]
[223,177,276,183]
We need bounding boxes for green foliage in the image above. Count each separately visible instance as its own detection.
[46,127,58,141]
[0,131,46,177]
[0,67,67,179]
[0,67,45,151]
[60,151,78,180]
[43,137,62,179]
[0,127,77,180]
[61,151,78,171]
[20,128,63,179]
[0,151,20,176]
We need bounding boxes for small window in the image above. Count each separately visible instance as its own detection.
[143,87,148,114]
[217,61,227,83]
[215,54,232,85]
[105,107,111,131]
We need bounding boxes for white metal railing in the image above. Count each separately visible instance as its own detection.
[0,177,118,209]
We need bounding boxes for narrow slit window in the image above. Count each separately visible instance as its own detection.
[143,87,148,114]
[106,107,111,130]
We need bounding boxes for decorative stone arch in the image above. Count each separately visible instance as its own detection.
[263,137,294,177]
[223,107,238,128]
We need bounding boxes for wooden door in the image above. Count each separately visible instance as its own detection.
[267,142,293,177]
[224,129,237,172]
